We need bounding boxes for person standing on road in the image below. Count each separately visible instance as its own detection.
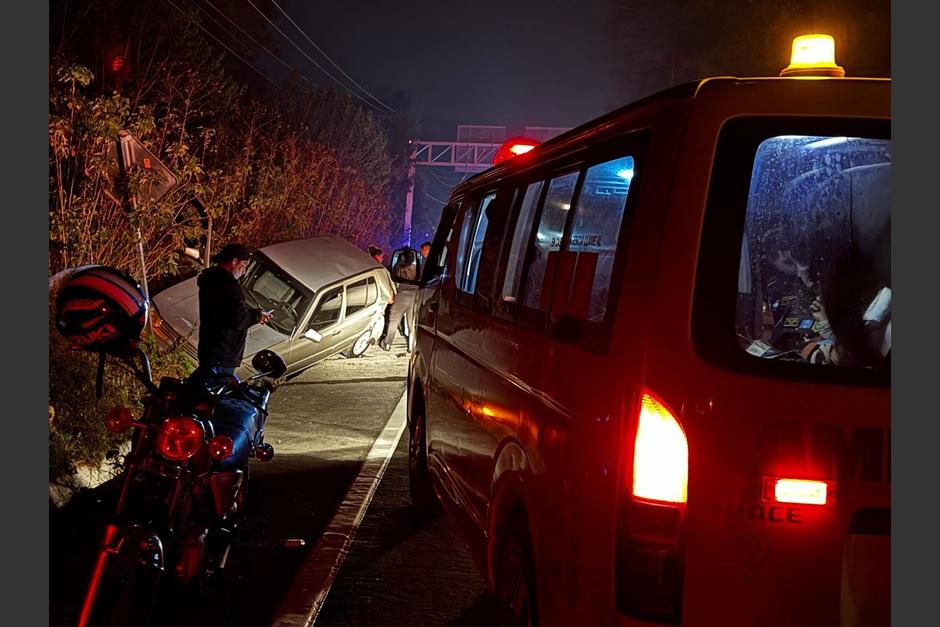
[379,249,418,351]
[368,244,385,265]
[191,242,272,385]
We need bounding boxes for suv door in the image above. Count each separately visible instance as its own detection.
[290,285,345,371]
[343,274,383,347]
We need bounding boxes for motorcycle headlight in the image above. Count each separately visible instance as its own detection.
[155,416,204,462]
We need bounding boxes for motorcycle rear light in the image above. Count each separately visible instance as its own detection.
[632,392,688,504]
[155,416,204,461]
[764,476,830,505]
[209,435,235,461]
[104,406,135,433]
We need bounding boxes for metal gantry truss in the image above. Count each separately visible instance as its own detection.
[410,140,502,173]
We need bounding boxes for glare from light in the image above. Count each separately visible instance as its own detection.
[632,393,688,504]
[617,168,634,180]
[805,136,848,149]
[789,34,836,67]
[774,478,828,505]
[509,143,536,155]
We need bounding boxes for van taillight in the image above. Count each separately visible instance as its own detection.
[617,390,687,624]
[632,393,688,504]
[765,477,830,505]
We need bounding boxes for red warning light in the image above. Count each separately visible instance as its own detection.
[493,136,540,165]
[143,157,152,170]
[111,55,125,73]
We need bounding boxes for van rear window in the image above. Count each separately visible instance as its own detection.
[735,135,891,370]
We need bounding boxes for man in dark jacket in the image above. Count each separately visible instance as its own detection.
[192,243,272,384]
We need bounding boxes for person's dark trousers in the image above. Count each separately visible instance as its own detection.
[381,303,393,338]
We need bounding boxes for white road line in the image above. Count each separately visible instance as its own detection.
[270,392,408,627]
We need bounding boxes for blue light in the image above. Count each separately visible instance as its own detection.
[617,168,634,180]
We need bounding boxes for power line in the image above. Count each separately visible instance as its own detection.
[267,0,395,112]
[199,0,319,87]
[424,192,449,205]
[244,0,389,114]
[165,0,283,90]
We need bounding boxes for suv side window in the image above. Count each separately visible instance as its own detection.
[345,277,376,316]
[309,286,344,332]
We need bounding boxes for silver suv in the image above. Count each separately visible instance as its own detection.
[151,235,395,378]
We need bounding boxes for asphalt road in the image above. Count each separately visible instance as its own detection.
[50,335,497,627]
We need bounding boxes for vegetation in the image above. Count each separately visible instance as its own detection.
[48,0,406,485]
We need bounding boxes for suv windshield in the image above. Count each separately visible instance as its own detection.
[736,134,891,369]
[241,256,310,335]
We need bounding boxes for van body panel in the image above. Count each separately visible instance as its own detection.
[411,77,890,627]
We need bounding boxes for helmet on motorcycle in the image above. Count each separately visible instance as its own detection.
[55,265,149,352]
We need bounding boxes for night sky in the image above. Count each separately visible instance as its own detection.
[279,0,620,139]
[261,0,889,243]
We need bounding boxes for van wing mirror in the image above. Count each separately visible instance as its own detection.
[304,328,323,343]
[390,247,422,285]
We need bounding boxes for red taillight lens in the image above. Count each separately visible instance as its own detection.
[105,406,135,433]
[155,417,204,462]
[632,393,688,504]
[209,435,235,461]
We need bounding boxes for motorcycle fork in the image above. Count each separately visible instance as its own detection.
[76,524,122,627]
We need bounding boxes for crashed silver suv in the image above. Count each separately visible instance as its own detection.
[151,235,395,378]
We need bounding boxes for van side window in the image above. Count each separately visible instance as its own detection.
[460,193,497,294]
[454,199,477,287]
[561,156,636,322]
[502,181,544,304]
[522,172,580,310]
[472,188,515,304]
[424,199,461,281]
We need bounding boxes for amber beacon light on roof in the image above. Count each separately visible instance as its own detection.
[779,33,846,77]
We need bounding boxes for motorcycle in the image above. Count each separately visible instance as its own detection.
[74,342,286,627]
[53,265,286,626]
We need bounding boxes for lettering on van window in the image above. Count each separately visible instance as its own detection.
[549,234,603,249]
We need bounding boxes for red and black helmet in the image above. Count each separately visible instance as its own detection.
[55,265,148,352]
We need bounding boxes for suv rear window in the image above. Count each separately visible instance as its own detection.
[694,118,890,384]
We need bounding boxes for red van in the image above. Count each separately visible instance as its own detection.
[407,36,890,627]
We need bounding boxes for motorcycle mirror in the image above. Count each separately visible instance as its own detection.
[250,349,287,378]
